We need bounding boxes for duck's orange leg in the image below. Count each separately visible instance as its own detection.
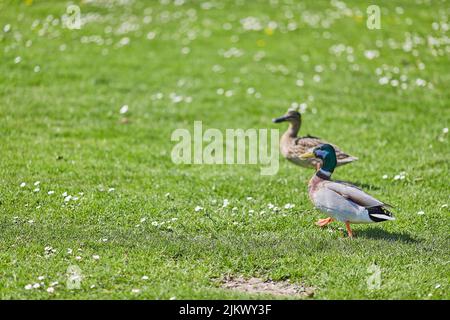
[345,221,353,238]
[316,217,333,227]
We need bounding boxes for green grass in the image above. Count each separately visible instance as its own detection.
[0,0,449,299]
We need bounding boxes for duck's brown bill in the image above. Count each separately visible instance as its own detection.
[299,152,315,159]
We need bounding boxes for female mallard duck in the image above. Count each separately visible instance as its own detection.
[272,110,357,170]
[300,144,395,238]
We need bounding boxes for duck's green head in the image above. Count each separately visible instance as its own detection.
[301,144,337,173]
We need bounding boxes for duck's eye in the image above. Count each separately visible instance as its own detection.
[315,149,327,158]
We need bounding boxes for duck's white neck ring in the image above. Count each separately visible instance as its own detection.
[316,169,332,180]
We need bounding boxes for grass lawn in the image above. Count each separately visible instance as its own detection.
[0,0,449,299]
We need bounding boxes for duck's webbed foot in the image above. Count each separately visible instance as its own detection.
[315,217,333,227]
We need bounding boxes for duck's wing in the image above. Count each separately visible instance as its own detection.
[300,134,320,139]
[332,180,364,191]
[290,136,326,156]
[294,136,324,147]
[313,187,372,223]
[332,180,395,207]
[293,137,358,163]
[324,181,395,221]
[330,145,358,164]
[324,181,384,207]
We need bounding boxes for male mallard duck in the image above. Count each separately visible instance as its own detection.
[300,144,395,238]
[272,110,357,170]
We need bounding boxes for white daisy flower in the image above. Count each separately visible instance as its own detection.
[119,105,129,114]
[284,203,295,209]
[222,199,229,207]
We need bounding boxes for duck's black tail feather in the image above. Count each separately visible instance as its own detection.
[368,206,395,222]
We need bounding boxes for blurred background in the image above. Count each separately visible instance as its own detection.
[0,0,448,299]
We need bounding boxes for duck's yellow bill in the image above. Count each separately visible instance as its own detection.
[299,152,315,159]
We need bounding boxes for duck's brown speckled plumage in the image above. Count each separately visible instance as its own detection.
[274,111,357,169]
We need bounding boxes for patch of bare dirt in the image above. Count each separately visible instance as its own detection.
[220,276,315,298]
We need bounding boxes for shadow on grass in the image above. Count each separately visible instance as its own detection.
[358,228,418,243]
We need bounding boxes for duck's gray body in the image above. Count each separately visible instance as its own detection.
[309,173,394,224]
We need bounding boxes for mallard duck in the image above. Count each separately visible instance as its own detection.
[272,110,357,170]
[300,144,395,238]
